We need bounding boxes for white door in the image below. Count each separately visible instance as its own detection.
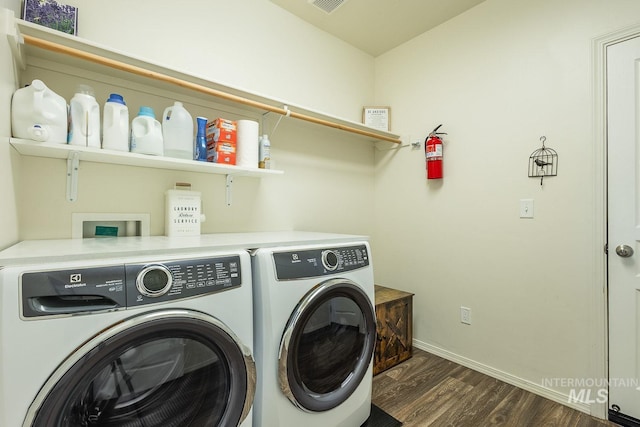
[608,35,640,423]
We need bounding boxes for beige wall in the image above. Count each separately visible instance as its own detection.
[14,76,376,240]
[66,0,375,122]
[372,0,640,414]
[11,0,377,239]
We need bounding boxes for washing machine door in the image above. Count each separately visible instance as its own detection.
[23,309,255,427]
[279,278,376,412]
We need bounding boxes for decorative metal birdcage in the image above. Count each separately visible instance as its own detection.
[528,136,557,186]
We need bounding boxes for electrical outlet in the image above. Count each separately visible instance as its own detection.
[460,306,471,325]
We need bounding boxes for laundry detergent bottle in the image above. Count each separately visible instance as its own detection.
[162,101,193,159]
[11,79,68,143]
[102,93,129,151]
[130,106,164,156]
[68,84,101,147]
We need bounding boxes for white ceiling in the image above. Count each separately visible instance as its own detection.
[270,0,487,57]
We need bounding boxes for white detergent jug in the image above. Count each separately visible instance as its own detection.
[130,106,163,156]
[102,93,129,151]
[162,101,193,159]
[68,84,101,148]
[11,79,67,143]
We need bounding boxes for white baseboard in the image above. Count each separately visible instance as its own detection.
[412,339,591,414]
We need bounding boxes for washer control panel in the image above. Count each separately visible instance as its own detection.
[273,244,369,280]
[126,256,241,307]
[21,255,242,318]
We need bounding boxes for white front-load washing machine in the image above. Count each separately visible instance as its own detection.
[251,240,376,427]
[0,239,255,427]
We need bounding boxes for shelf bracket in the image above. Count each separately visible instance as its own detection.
[66,151,80,202]
[225,174,233,206]
[5,9,26,70]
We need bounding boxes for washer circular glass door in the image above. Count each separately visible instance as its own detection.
[24,309,255,427]
[279,278,376,412]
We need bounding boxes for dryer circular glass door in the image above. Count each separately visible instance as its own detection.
[23,309,255,427]
[279,278,376,412]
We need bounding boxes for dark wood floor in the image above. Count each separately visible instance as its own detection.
[372,348,618,427]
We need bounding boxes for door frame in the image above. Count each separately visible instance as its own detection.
[593,23,640,420]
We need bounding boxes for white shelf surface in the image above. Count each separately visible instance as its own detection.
[10,138,283,177]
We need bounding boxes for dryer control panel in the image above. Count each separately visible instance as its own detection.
[21,255,242,318]
[273,244,369,280]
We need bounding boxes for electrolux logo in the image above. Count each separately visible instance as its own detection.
[65,273,86,289]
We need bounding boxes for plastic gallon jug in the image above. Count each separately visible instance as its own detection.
[162,101,193,159]
[130,106,163,156]
[11,79,67,143]
[102,93,129,151]
[68,84,101,148]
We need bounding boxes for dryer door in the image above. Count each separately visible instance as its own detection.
[279,278,376,412]
[24,309,255,427]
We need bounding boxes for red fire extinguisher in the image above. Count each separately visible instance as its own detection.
[425,124,446,179]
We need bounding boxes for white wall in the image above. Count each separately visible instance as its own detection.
[11,0,377,239]
[0,7,20,250]
[372,0,640,413]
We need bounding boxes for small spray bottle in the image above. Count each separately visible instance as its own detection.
[259,134,271,169]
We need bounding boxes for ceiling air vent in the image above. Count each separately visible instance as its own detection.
[308,0,347,14]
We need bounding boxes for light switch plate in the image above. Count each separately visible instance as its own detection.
[520,199,534,218]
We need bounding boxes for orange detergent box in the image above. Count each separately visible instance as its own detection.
[206,118,237,164]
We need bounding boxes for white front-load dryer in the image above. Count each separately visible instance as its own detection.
[0,240,255,427]
[252,240,376,427]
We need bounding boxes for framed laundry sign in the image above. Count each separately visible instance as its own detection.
[363,106,391,132]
